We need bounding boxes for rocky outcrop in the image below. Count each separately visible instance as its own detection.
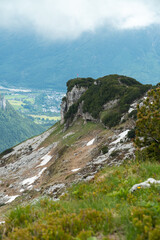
[60,85,87,124]
[60,100,67,124]
[0,96,6,111]
[60,75,150,128]
[103,99,119,111]
[75,102,96,123]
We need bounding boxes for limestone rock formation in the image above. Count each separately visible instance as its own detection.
[0,96,6,111]
[61,85,87,124]
[60,75,150,128]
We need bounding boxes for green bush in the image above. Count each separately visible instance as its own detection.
[135,87,160,160]
[102,111,121,128]
[110,150,120,157]
[131,206,160,240]
[67,78,94,92]
[128,129,136,139]
[0,147,13,158]
[64,103,79,121]
[101,145,109,154]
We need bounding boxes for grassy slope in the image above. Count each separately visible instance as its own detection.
[39,120,104,148]
[1,160,160,240]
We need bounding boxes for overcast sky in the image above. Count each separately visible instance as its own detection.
[0,0,160,40]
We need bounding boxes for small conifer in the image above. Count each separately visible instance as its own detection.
[135,86,160,160]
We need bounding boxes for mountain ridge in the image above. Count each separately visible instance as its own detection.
[61,75,151,129]
[0,74,151,210]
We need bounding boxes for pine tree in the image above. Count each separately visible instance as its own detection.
[135,86,160,160]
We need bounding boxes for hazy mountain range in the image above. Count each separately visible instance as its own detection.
[0,25,160,90]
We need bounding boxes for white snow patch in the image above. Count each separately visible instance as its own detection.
[22,167,47,186]
[130,178,160,192]
[110,130,129,145]
[45,184,65,194]
[19,189,24,192]
[87,138,95,146]
[63,132,75,139]
[5,195,19,204]
[108,147,116,154]
[22,176,38,186]
[93,156,107,165]
[71,168,81,172]
[118,143,133,150]
[130,102,137,108]
[27,185,33,190]
[128,107,134,113]
[84,176,94,181]
[0,221,5,224]
[37,154,52,167]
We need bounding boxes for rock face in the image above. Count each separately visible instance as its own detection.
[103,99,119,111]
[74,102,96,123]
[60,85,87,124]
[0,96,6,111]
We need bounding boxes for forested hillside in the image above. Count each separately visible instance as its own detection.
[0,101,44,153]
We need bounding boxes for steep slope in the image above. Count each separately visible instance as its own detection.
[0,75,151,214]
[0,100,44,153]
[1,161,160,240]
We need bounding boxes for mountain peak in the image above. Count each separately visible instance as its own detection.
[61,74,151,129]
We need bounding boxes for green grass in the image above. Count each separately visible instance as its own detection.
[1,160,160,239]
[7,99,26,111]
[29,115,60,121]
[25,98,35,104]
[40,120,104,148]
[5,94,28,100]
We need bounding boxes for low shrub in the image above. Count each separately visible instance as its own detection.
[102,111,121,128]
[128,129,136,139]
[110,150,120,157]
[128,110,137,119]
[101,145,109,154]
[0,147,13,158]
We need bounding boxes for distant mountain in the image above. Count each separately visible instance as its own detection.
[0,98,44,153]
[0,25,160,90]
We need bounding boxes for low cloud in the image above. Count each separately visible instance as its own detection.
[0,0,160,40]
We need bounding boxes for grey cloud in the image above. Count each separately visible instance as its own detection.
[0,0,160,40]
